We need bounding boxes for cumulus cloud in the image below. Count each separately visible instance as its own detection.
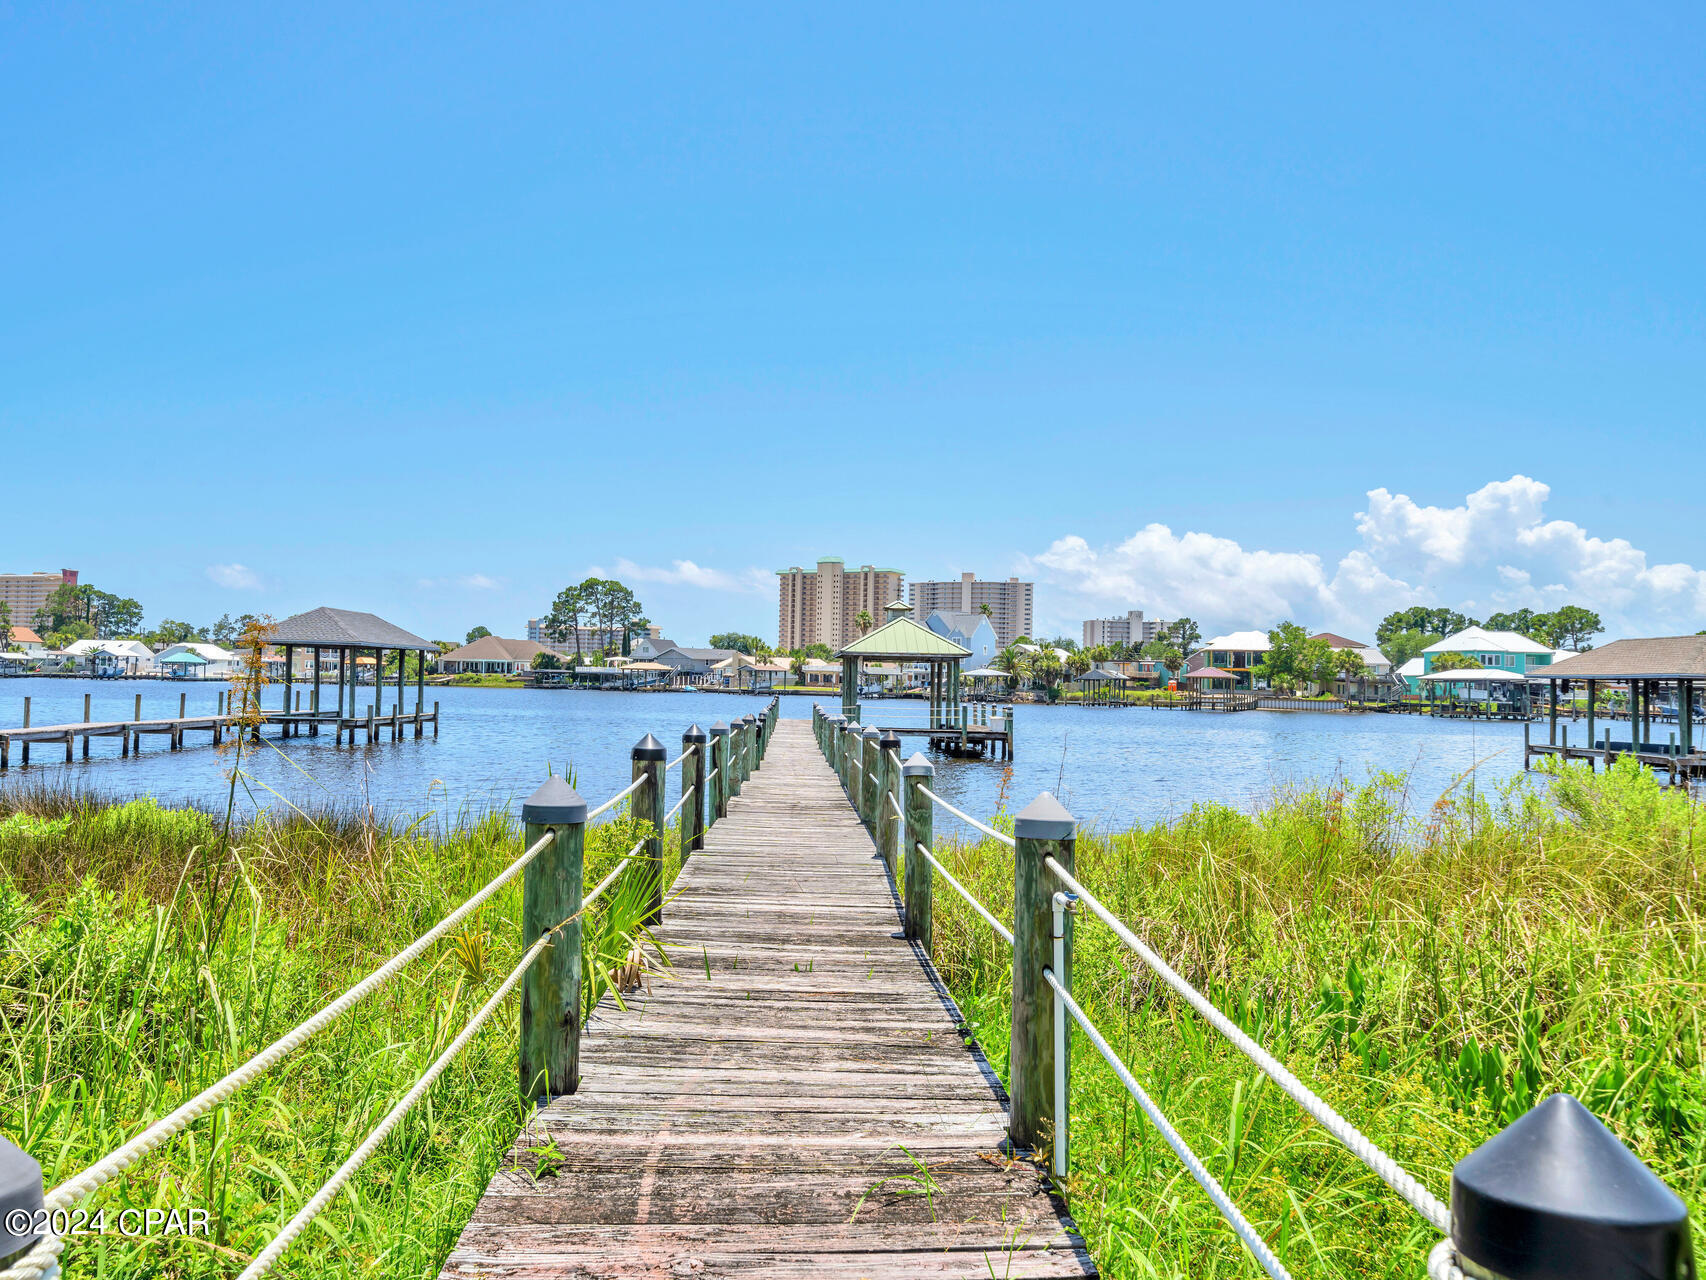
[1026,476,1706,639]
[206,563,260,590]
[592,558,771,594]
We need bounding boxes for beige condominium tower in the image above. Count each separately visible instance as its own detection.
[908,572,1033,647]
[777,558,905,652]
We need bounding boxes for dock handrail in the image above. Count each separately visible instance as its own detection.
[2,696,781,1280]
[807,701,1692,1280]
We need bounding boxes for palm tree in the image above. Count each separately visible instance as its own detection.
[790,650,808,687]
[855,609,873,636]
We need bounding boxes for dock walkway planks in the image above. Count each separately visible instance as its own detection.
[442,718,1095,1279]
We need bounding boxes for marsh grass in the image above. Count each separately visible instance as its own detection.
[0,778,686,1278]
[923,756,1705,1279]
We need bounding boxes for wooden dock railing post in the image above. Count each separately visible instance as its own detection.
[902,753,934,948]
[841,717,857,792]
[1009,793,1076,1154]
[727,720,744,800]
[709,722,729,821]
[742,713,759,775]
[860,726,880,830]
[683,724,707,853]
[824,713,842,783]
[632,734,667,925]
[519,777,587,1101]
[878,730,902,878]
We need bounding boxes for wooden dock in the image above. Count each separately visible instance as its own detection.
[0,705,439,769]
[442,719,1093,1279]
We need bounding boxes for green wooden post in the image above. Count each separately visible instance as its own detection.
[1587,679,1598,750]
[841,718,856,792]
[878,730,902,879]
[632,734,666,925]
[861,726,880,830]
[825,713,843,782]
[683,724,707,854]
[902,753,934,948]
[519,777,586,1100]
[742,714,759,776]
[709,722,729,821]
[1009,793,1076,1153]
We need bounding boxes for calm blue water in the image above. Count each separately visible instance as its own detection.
[0,678,1622,834]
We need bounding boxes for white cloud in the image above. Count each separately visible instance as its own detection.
[1027,475,1706,640]
[592,558,771,594]
[206,563,260,590]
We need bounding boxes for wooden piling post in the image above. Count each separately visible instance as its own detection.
[861,726,880,830]
[1009,793,1076,1153]
[134,693,142,723]
[433,700,439,737]
[742,714,759,778]
[519,778,587,1101]
[709,722,729,823]
[902,753,934,948]
[632,734,667,926]
[683,724,707,855]
[20,698,28,767]
[878,730,902,878]
[180,692,186,719]
[84,693,91,722]
[727,719,744,800]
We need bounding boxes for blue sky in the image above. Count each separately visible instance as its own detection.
[4,5,1701,646]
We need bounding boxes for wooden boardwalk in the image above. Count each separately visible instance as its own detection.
[442,719,1095,1278]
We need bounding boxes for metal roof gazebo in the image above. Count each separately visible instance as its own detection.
[266,606,439,743]
[835,601,971,728]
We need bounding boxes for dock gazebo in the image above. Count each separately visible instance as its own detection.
[267,607,440,738]
[1525,636,1706,776]
[1074,668,1128,705]
[1184,666,1236,693]
[835,601,971,727]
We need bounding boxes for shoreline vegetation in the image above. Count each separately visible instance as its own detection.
[2,757,1701,1277]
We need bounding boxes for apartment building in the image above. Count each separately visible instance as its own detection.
[1082,609,1168,649]
[0,569,77,625]
[777,558,904,651]
[526,618,660,656]
[907,572,1033,647]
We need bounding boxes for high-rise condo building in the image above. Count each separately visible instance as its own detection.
[0,569,77,626]
[777,558,905,652]
[907,573,1033,647]
[1082,609,1168,649]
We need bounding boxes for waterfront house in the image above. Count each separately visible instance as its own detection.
[1397,656,1424,693]
[4,626,45,656]
[630,635,680,662]
[923,611,1001,670]
[153,642,240,678]
[1188,631,1271,689]
[63,638,157,675]
[1421,627,1557,676]
[438,635,555,674]
[799,658,840,687]
[649,646,740,683]
[1310,632,1393,676]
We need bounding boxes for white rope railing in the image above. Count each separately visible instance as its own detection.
[917,785,1015,847]
[237,930,549,1278]
[1045,969,1291,1280]
[1041,854,1450,1233]
[583,841,643,908]
[587,775,645,821]
[888,791,904,820]
[664,785,693,823]
[664,745,694,772]
[0,824,563,1280]
[705,767,719,782]
[913,842,1013,945]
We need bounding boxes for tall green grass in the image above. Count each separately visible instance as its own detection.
[0,784,680,1279]
[922,756,1705,1278]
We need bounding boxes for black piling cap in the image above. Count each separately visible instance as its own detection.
[710,721,730,736]
[521,776,587,825]
[879,730,902,749]
[741,714,757,726]
[632,733,667,760]
[683,723,707,743]
[1,1136,43,1262]
[1452,1094,1694,1280]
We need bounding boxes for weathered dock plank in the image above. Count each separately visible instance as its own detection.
[441,719,1095,1278]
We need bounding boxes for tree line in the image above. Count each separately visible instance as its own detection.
[1373,604,1603,668]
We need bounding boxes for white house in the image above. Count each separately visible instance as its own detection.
[63,638,156,674]
[154,642,241,678]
